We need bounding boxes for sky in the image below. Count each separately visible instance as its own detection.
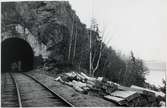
[68,0,167,63]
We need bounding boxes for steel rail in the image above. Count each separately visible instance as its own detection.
[9,72,23,108]
[3,73,7,91]
[22,73,74,107]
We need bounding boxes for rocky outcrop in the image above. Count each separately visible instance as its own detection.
[2,1,88,63]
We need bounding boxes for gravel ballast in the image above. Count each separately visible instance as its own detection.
[26,70,117,107]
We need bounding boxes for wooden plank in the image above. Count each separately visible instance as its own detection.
[131,85,155,96]
[110,90,140,102]
[104,95,127,105]
[118,85,144,94]
[118,85,156,97]
[131,85,165,97]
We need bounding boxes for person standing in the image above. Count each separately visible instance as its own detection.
[18,60,22,72]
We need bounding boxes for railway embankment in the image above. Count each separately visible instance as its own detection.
[26,69,117,107]
[26,68,165,107]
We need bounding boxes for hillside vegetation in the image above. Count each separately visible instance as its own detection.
[2,1,148,87]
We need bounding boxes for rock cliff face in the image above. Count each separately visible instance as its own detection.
[2,1,88,65]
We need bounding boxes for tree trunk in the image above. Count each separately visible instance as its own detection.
[68,15,74,61]
[72,28,78,63]
[89,31,92,76]
[92,40,103,76]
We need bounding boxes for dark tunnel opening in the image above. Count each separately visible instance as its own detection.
[1,38,34,72]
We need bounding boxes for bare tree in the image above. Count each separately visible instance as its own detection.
[92,38,103,76]
[68,14,74,61]
[89,27,92,76]
[88,18,105,76]
[72,27,78,62]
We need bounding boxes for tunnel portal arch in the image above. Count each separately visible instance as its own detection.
[1,37,34,72]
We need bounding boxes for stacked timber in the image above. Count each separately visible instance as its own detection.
[130,85,165,106]
[55,71,118,95]
[87,79,118,97]
[104,84,165,106]
[54,71,165,107]
[131,85,165,98]
[104,95,127,106]
[104,90,141,106]
[110,90,140,102]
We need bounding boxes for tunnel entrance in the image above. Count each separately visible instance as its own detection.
[1,38,34,72]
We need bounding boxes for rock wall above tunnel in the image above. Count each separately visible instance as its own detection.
[1,1,89,64]
[2,24,49,58]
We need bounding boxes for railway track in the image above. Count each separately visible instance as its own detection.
[1,72,21,107]
[1,72,73,107]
